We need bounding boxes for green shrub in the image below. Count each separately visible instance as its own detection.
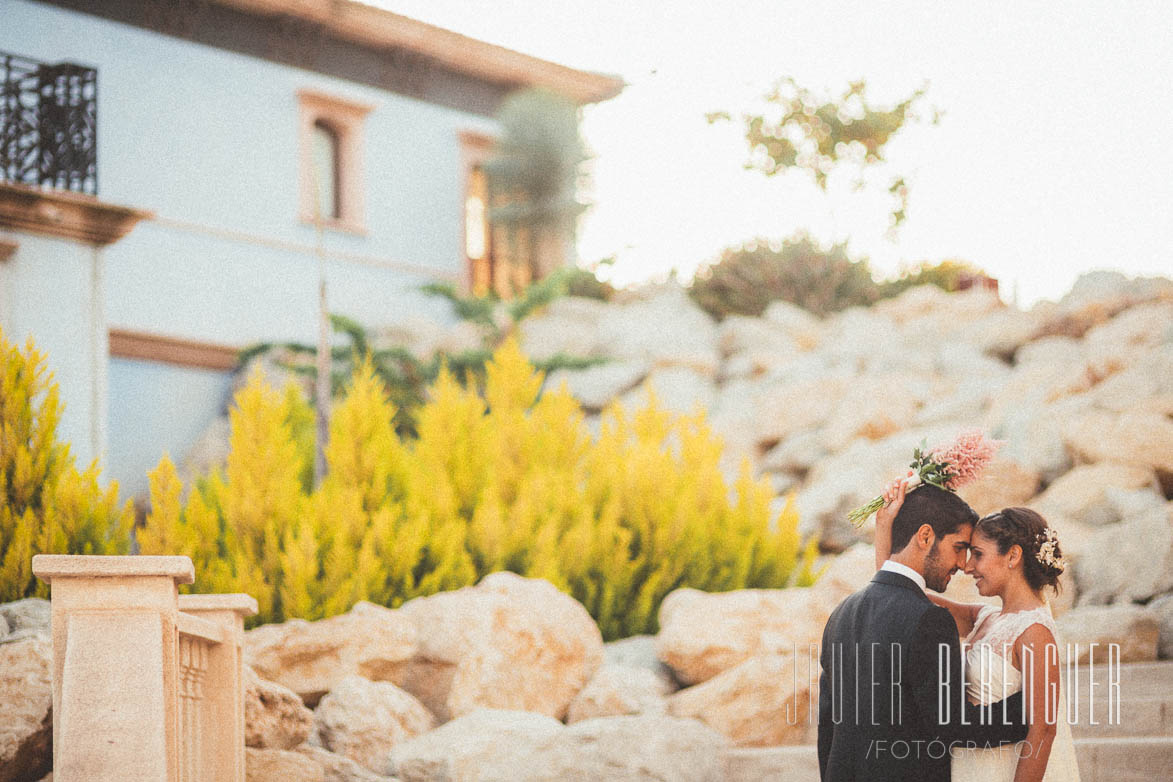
[141,342,819,637]
[689,235,879,319]
[565,266,614,301]
[880,259,988,297]
[0,329,133,601]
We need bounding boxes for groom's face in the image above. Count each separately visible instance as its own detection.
[923,523,973,592]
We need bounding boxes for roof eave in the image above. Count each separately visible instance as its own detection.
[212,0,625,104]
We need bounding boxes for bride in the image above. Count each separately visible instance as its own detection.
[874,477,1082,782]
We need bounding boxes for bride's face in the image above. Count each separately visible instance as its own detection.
[964,530,1013,597]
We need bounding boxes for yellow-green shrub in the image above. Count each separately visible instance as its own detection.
[141,341,818,636]
[0,329,132,601]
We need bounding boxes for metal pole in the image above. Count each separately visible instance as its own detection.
[309,152,330,487]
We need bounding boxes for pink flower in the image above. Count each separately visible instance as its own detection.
[929,429,1003,490]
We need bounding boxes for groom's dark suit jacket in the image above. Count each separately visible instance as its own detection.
[817,570,1029,782]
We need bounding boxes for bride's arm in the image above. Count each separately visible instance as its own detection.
[925,593,981,639]
[1012,624,1060,782]
[873,474,908,570]
[873,475,981,636]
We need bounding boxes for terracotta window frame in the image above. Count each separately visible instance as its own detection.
[108,329,240,371]
[297,89,373,235]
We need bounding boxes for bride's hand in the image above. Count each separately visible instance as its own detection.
[874,472,911,532]
[873,471,911,569]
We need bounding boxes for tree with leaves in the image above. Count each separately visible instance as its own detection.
[484,87,590,286]
[240,266,607,438]
[708,78,937,233]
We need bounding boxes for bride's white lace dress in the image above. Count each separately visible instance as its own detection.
[950,603,1082,781]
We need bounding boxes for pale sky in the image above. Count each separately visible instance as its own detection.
[375,1,1173,305]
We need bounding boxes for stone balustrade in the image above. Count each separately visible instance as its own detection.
[32,555,257,782]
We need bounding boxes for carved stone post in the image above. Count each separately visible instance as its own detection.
[32,554,194,782]
[178,594,258,782]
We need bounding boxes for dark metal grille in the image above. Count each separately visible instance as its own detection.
[0,51,97,195]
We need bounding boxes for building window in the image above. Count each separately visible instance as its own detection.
[298,89,373,233]
[311,120,341,220]
[460,131,499,296]
[465,164,490,292]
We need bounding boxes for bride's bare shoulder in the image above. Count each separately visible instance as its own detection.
[1010,611,1059,668]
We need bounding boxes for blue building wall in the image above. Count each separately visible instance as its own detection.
[2,0,503,494]
[5,0,493,343]
[107,358,233,497]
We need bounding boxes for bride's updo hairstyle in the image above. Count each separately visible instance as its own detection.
[974,507,1065,592]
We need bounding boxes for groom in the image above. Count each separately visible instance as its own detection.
[817,485,1029,781]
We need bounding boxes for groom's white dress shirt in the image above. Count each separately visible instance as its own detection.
[880,559,926,590]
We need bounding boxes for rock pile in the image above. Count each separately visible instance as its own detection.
[7,271,1172,781]
[237,549,881,779]
[0,600,52,782]
[516,272,1173,646]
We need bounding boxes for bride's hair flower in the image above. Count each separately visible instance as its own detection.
[847,429,1004,527]
[1035,526,1067,572]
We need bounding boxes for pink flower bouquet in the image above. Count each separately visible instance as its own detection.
[847,429,1003,527]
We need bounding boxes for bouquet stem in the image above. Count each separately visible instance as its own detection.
[847,497,886,527]
[848,474,923,527]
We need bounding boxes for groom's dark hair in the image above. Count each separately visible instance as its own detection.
[890,484,978,552]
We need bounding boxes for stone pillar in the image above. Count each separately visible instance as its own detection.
[177,594,258,782]
[32,554,194,782]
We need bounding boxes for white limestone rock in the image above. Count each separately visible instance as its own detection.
[1082,301,1173,375]
[247,745,399,782]
[654,548,870,690]
[517,297,610,362]
[1074,503,1173,606]
[1063,410,1173,477]
[1061,270,1173,310]
[1055,604,1160,664]
[396,572,603,722]
[967,306,1042,360]
[760,430,828,475]
[817,373,928,452]
[246,747,324,782]
[0,636,53,782]
[1014,335,1083,368]
[667,653,813,746]
[992,407,1072,484]
[526,714,730,782]
[1031,463,1156,527]
[602,635,678,689]
[1148,593,1173,659]
[618,366,717,417]
[565,663,671,723]
[955,458,1042,517]
[1088,345,1173,414]
[297,745,399,782]
[717,315,802,379]
[761,300,822,349]
[0,598,50,644]
[751,375,851,449]
[388,709,563,782]
[244,601,417,706]
[543,360,648,412]
[797,426,956,547]
[314,676,435,775]
[245,666,315,749]
[594,283,720,375]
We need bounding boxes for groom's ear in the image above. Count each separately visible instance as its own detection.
[915,523,936,549]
